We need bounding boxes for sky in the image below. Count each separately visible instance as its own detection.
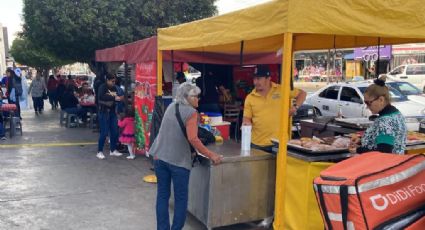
[0,0,23,45]
[0,0,271,48]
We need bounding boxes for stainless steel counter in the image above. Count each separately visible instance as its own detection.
[188,141,276,230]
[287,149,353,162]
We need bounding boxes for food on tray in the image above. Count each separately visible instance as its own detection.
[407,131,425,140]
[310,144,335,152]
[302,139,322,148]
[288,139,302,145]
[331,137,351,149]
[288,136,350,152]
[405,131,425,145]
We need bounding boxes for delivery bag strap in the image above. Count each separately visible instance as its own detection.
[317,184,333,230]
[340,185,349,230]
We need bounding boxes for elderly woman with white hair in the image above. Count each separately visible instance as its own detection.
[150,82,222,230]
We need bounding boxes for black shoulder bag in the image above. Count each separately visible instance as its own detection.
[175,103,200,166]
[175,103,214,166]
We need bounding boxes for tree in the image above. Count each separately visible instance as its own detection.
[10,37,71,76]
[22,0,217,63]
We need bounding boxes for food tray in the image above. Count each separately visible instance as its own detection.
[286,143,348,154]
[406,140,425,146]
[334,118,373,129]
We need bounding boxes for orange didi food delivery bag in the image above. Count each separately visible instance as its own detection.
[313,152,425,230]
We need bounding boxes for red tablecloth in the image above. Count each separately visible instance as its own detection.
[1,104,17,111]
[80,102,96,107]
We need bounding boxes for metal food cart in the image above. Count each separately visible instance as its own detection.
[188,141,275,229]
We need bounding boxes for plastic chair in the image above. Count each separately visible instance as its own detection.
[223,103,241,141]
[60,110,68,126]
[89,113,98,129]
[66,114,79,128]
[10,117,23,137]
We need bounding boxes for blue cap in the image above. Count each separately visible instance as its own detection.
[14,68,22,77]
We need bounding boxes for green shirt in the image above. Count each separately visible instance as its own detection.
[361,105,407,154]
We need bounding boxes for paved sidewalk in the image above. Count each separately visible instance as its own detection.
[0,109,265,230]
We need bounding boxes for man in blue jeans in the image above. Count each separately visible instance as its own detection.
[96,74,123,159]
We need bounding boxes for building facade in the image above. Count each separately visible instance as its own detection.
[0,23,6,75]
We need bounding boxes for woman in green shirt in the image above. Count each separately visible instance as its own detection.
[350,76,407,154]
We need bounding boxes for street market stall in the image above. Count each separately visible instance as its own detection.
[96,36,282,154]
[157,0,425,229]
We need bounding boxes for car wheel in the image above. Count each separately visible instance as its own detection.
[313,107,322,116]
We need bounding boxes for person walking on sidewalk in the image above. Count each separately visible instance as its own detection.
[28,74,47,115]
[96,73,123,159]
[118,108,136,160]
[47,75,59,109]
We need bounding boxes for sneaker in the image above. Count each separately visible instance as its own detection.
[110,150,122,157]
[96,152,105,159]
[126,155,136,160]
[0,136,6,140]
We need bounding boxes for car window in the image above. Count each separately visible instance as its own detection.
[319,86,340,100]
[340,87,361,103]
[390,66,405,75]
[358,86,408,102]
[387,82,421,95]
[406,65,425,75]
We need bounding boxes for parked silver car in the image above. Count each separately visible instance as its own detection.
[386,81,425,106]
[305,81,425,130]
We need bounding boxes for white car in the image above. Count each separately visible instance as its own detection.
[386,81,425,106]
[386,63,425,92]
[305,82,425,130]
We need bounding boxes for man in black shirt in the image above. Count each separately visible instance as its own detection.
[96,73,122,159]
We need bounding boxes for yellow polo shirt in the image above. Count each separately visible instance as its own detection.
[243,83,299,146]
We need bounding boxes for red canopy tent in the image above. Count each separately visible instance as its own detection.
[95,36,281,65]
[95,44,126,62]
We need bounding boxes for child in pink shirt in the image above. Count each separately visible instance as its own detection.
[118,109,136,159]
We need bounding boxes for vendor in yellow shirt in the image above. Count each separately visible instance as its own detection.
[242,65,306,153]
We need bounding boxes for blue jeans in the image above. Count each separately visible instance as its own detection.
[0,122,4,138]
[98,111,118,152]
[155,160,190,230]
[32,97,43,112]
[48,90,58,108]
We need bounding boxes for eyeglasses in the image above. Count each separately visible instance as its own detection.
[189,95,201,99]
[364,97,379,106]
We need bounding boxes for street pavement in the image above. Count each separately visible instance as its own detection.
[0,108,265,230]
